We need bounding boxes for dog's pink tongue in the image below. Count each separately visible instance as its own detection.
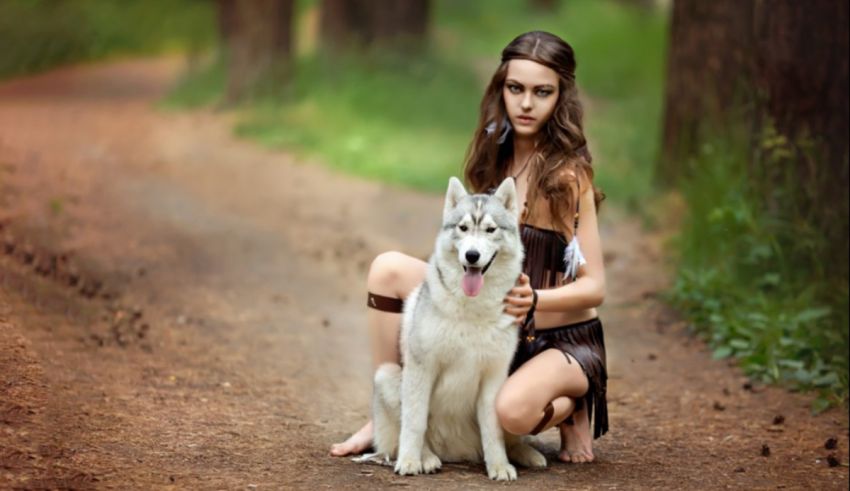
[462,270,484,297]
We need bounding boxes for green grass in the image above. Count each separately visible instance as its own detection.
[0,0,214,79]
[234,52,483,192]
[162,57,228,110]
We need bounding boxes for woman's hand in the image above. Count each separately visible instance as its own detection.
[504,273,534,326]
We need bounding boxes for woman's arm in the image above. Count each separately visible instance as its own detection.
[535,181,606,312]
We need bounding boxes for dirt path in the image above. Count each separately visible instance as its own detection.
[0,57,847,490]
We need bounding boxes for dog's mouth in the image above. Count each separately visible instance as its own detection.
[460,253,497,297]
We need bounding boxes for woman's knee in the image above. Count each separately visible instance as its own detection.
[495,389,539,436]
[367,251,406,290]
[368,251,425,296]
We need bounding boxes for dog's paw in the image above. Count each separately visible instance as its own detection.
[508,442,547,468]
[487,461,518,481]
[421,448,442,474]
[394,456,424,476]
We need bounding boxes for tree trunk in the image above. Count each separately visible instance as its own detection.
[319,0,430,52]
[659,0,849,277]
[659,0,848,186]
[217,0,295,104]
[659,0,755,183]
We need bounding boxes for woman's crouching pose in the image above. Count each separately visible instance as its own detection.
[331,30,608,464]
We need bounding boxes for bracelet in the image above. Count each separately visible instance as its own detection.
[522,289,538,329]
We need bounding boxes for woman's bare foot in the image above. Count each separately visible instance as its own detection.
[329,420,374,457]
[558,405,594,463]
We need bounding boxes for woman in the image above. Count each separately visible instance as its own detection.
[331,31,607,464]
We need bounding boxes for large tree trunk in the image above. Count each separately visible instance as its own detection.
[217,0,295,104]
[319,0,430,52]
[659,0,755,183]
[752,0,849,175]
[659,0,848,185]
[659,0,849,276]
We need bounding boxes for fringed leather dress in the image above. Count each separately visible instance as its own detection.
[508,209,609,439]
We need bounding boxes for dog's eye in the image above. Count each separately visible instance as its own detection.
[458,225,468,232]
[486,227,497,233]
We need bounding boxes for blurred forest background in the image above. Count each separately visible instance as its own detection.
[1,0,847,409]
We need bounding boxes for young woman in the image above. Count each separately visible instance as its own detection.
[331,30,608,464]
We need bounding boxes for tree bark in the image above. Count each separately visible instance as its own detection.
[217,0,295,104]
[659,0,755,183]
[659,0,848,186]
[659,0,849,277]
[319,0,430,52]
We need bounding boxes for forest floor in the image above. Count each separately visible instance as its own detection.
[0,57,847,490]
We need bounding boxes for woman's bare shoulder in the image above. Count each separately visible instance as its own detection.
[556,157,593,196]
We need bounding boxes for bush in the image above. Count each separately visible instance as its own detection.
[666,126,849,410]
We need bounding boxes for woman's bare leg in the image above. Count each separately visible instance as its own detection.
[495,349,588,436]
[558,404,594,463]
[329,252,427,457]
[495,348,596,461]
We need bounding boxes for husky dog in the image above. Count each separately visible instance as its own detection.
[372,177,547,481]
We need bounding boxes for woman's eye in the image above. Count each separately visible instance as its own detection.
[459,225,468,232]
[508,85,521,94]
[486,227,497,233]
[536,90,552,97]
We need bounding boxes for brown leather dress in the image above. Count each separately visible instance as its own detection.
[509,222,609,440]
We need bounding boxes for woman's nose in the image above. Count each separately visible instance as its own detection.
[521,92,533,110]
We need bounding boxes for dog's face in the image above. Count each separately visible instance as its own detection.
[440,177,521,297]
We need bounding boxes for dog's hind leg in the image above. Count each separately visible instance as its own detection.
[505,434,547,469]
[372,363,402,458]
[421,441,442,474]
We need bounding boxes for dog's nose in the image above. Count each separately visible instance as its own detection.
[465,250,480,264]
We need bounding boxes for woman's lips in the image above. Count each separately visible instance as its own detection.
[516,116,536,125]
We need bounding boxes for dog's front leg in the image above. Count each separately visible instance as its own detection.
[477,368,517,481]
[395,358,435,476]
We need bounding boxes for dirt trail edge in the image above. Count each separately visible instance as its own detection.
[1,58,847,490]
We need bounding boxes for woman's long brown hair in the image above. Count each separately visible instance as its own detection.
[463,31,605,238]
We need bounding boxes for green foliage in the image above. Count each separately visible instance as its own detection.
[162,57,227,110]
[0,0,214,78]
[666,128,850,409]
[167,0,668,201]
[171,50,483,192]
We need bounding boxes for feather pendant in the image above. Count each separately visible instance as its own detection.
[563,236,587,282]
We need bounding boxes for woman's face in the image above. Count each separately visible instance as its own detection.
[502,59,560,139]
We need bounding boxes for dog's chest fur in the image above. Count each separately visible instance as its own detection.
[399,257,519,460]
[403,261,518,368]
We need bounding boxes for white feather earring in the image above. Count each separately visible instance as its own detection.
[484,117,512,144]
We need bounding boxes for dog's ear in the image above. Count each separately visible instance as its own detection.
[444,177,468,218]
[493,177,519,217]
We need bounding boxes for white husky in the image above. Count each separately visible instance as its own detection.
[371,177,547,481]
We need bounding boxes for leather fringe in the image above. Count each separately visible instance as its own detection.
[511,317,609,440]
